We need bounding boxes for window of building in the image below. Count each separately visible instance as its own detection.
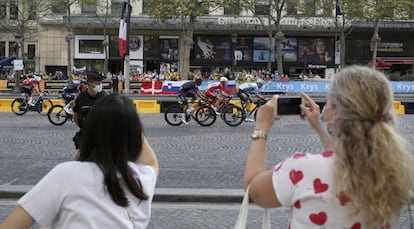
[79,40,104,54]
[224,1,241,16]
[111,0,123,15]
[28,2,36,20]
[0,42,5,59]
[82,2,96,14]
[9,0,18,20]
[9,42,17,57]
[254,4,270,16]
[27,44,35,60]
[286,2,297,16]
[51,2,65,14]
[0,3,6,18]
[142,0,149,14]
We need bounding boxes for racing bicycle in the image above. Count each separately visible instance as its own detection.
[11,91,53,116]
[164,98,216,126]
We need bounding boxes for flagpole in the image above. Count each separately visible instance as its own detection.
[334,0,338,73]
[123,1,132,94]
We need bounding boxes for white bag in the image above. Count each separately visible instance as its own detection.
[234,186,271,229]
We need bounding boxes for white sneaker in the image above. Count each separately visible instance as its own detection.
[245,118,255,122]
[64,104,73,115]
[28,100,36,106]
[181,115,188,124]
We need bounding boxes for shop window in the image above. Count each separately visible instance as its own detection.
[9,1,18,20]
[82,2,96,14]
[0,42,5,58]
[144,36,159,60]
[27,44,35,60]
[79,40,104,54]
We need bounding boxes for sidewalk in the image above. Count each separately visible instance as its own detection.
[0,185,244,203]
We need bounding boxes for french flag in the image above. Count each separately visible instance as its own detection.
[118,3,128,57]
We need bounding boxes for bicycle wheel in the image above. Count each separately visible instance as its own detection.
[164,105,184,126]
[221,103,244,127]
[11,98,28,115]
[47,105,69,126]
[195,106,216,127]
[37,98,53,116]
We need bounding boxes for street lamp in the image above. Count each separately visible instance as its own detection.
[231,33,238,72]
[14,34,22,59]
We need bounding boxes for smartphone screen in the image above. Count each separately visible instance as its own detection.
[275,97,303,115]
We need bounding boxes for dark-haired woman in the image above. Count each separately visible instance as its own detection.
[1,94,159,229]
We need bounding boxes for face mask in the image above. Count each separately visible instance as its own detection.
[93,84,102,93]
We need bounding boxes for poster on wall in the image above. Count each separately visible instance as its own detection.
[192,35,232,63]
[235,36,253,62]
[253,37,276,62]
[298,38,334,64]
[129,36,144,60]
[282,38,297,62]
[159,36,179,61]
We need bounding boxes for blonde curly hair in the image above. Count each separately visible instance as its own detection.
[330,65,414,227]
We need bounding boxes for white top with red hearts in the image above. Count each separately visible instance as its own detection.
[272,151,393,229]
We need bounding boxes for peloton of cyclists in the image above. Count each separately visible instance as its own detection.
[237,79,266,122]
[205,77,231,113]
[177,77,206,124]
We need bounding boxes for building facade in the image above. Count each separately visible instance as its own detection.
[1,0,414,79]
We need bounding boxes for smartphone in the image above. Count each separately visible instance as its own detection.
[274,96,304,116]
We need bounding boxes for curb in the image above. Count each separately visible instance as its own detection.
[0,185,244,203]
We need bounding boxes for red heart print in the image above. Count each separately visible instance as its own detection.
[309,211,327,225]
[350,222,361,229]
[293,152,307,159]
[289,170,303,185]
[313,178,329,194]
[294,200,301,209]
[322,150,333,157]
[338,191,350,206]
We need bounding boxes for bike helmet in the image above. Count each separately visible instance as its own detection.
[220,77,228,83]
[195,77,203,83]
[34,76,42,82]
[256,79,265,85]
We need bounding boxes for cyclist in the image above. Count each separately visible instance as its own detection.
[72,72,107,149]
[177,77,206,124]
[62,79,82,114]
[22,76,42,106]
[237,79,266,122]
[205,76,231,112]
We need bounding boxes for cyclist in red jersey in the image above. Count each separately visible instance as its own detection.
[22,76,41,106]
[205,77,231,111]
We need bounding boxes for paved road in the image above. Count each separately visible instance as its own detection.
[1,112,414,227]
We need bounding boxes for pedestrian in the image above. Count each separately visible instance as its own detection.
[243,65,414,228]
[0,94,159,229]
[72,71,107,149]
[111,71,119,93]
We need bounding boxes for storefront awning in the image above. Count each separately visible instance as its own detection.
[0,57,16,70]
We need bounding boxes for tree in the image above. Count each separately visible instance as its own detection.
[145,0,224,79]
[93,0,109,75]
[0,0,47,92]
[235,0,287,75]
[345,0,414,69]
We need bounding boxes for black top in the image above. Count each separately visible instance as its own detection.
[179,81,198,93]
[73,91,106,128]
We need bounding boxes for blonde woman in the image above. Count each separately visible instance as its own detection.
[244,65,414,228]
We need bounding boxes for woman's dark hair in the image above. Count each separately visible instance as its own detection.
[78,94,148,206]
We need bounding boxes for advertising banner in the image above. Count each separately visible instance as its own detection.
[192,36,232,63]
